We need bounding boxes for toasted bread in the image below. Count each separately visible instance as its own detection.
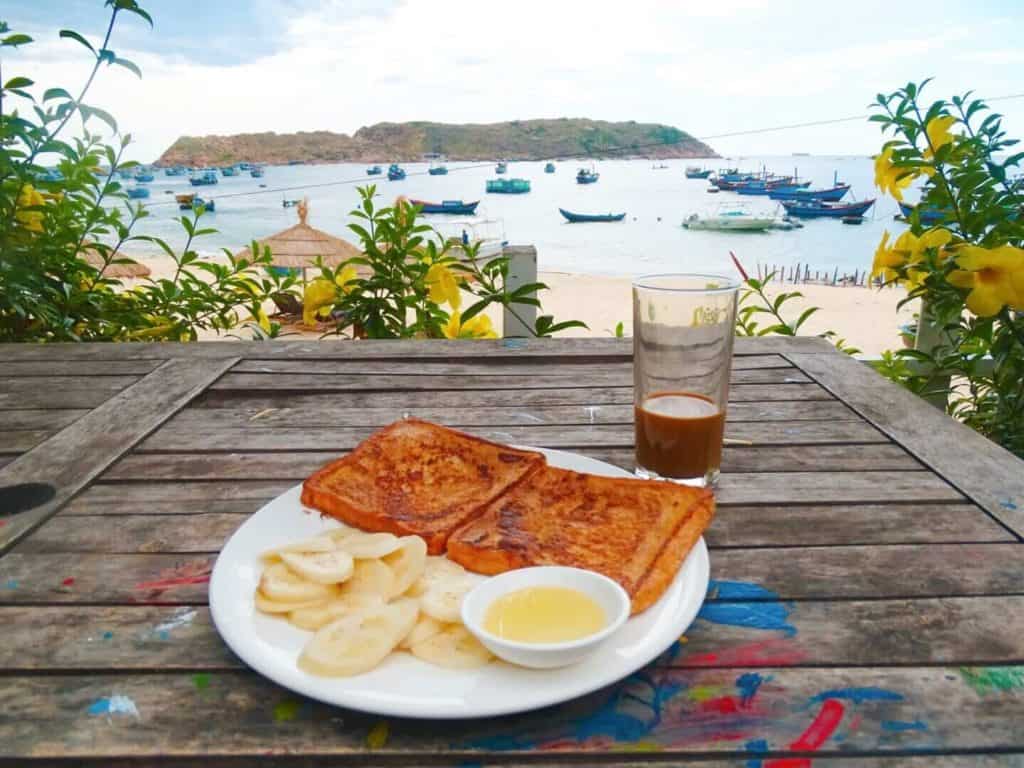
[300,419,545,554]
[447,465,714,613]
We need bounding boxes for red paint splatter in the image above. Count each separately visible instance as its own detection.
[682,638,807,668]
[135,562,212,593]
[0,519,7,527]
[700,696,741,714]
[764,699,846,768]
[61,577,75,586]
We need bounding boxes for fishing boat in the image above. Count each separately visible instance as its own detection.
[366,165,383,176]
[898,201,947,225]
[486,178,530,194]
[706,186,720,194]
[685,166,713,179]
[164,166,186,177]
[576,168,599,184]
[237,162,252,171]
[682,203,777,231]
[841,215,864,225]
[734,177,805,195]
[220,166,239,177]
[282,198,300,208]
[428,164,449,176]
[189,170,218,186]
[411,199,480,215]
[117,169,133,180]
[250,165,265,178]
[781,198,875,219]
[134,171,154,183]
[769,183,850,202]
[175,193,196,209]
[559,208,626,223]
[192,197,215,212]
[495,162,507,174]
[544,162,556,173]
[387,163,406,181]
[126,186,150,199]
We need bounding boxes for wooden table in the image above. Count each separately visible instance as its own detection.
[2,337,1023,767]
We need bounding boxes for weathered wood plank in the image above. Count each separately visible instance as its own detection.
[0,375,137,391]
[7,596,1023,671]
[0,335,834,362]
[231,354,793,376]
[1,666,1022,758]
[0,429,54,453]
[137,420,886,453]
[103,447,925,482]
[6,543,1017,605]
[18,513,244,553]
[194,382,838,410]
[62,481,295,513]
[210,367,811,392]
[0,408,89,431]
[0,387,127,410]
[167,399,858,430]
[788,349,1024,540]
[2,360,161,376]
[0,357,240,555]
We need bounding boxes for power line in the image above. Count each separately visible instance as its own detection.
[141,93,1024,207]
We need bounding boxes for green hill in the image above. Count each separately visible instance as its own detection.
[156,119,717,166]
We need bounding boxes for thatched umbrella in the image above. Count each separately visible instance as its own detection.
[235,198,363,279]
[80,244,152,278]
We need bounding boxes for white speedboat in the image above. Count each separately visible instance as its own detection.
[682,204,777,231]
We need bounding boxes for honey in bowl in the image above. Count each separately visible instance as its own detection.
[635,392,725,480]
[483,586,607,644]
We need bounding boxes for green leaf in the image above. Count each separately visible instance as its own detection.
[112,56,142,78]
[59,29,97,55]
[83,105,118,133]
[118,3,154,27]
[4,76,33,89]
[97,48,116,65]
[42,87,73,102]
[614,321,624,338]
[2,33,33,47]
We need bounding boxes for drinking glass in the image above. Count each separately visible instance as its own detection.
[633,273,740,487]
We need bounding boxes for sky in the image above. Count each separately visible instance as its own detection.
[5,0,1024,162]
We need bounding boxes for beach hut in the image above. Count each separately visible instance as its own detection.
[235,198,363,282]
[80,245,152,278]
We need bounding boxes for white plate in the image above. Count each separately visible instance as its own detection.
[209,447,710,719]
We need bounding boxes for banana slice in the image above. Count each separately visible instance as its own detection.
[382,536,427,598]
[407,556,469,598]
[261,533,336,562]
[280,550,354,585]
[341,558,395,598]
[289,594,385,631]
[298,597,419,677]
[327,528,403,559]
[399,614,445,650]
[418,564,483,624]
[254,588,339,615]
[259,562,338,603]
[410,624,493,669]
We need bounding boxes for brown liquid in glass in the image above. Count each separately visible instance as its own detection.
[635,392,725,479]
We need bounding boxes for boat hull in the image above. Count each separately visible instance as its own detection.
[898,202,947,225]
[412,199,480,215]
[559,208,626,223]
[428,168,448,175]
[782,199,875,218]
[683,215,776,231]
[770,184,849,201]
[685,170,713,179]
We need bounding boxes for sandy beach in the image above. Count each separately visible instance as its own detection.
[134,253,914,356]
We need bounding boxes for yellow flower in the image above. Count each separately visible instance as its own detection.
[947,244,1024,316]
[335,264,359,293]
[442,311,497,339]
[425,262,461,310]
[923,115,957,160]
[15,184,46,232]
[255,307,271,333]
[870,230,903,282]
[873,147,915,202]
[302,278,337,326]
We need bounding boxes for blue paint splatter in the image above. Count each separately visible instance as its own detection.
[811,687,904,704]
[87,695,139,718]
[744,738,768,768]
[503,339,527,349]
[698,580,796,636]
[736,673,765,706]
[1000,498,1018,511]
[3,579,16,590]
[882,719,928,732]
[102,631,114,640]
[706,579,780,601]
[156,630,170,641]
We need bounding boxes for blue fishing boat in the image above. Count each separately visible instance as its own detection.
[250,165,265,178]
[191,197,215,212]
[559,208,626,223]
[544,162,556,173]
[898,201,947,225]
[164,166,185,177]
[366,165,383,176]
[782,198,875,219]
[117,169,133,180]
[282,198,300,208]
[189,170,219,186]
[576,168,599,184]
[387,163,406,181]
[127,186,150,199]
[685,166,713,179]
[428,164,449,175]
[769,183,850,202]
[495,162,507,174]
[486,178,530,194]
[221,166,239,177]
[411,199,480,215]
[237,162,252,171]
[134,171,154,183]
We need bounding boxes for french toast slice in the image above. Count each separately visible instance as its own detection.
[300,419,545,554]
[446,465,714,613]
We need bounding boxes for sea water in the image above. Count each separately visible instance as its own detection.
[125,155,907,278]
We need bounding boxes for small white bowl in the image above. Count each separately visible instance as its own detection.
[461,566,630,669]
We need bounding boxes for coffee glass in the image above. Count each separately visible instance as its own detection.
[633,273,740,487]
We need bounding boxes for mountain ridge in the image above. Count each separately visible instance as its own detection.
[156,118,718,166]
